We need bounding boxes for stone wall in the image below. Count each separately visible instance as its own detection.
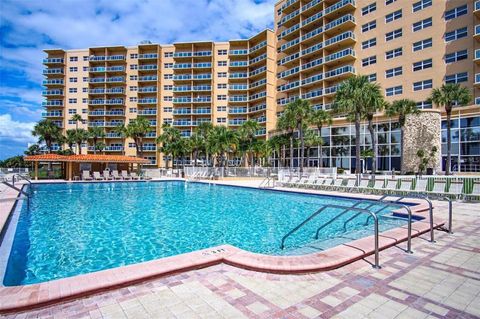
[402,110,442,173]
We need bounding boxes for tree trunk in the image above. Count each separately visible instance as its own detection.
[446,107,452,175]
[355,113,361,174]
[138,137,144,159]
[306,147,310,168]
[318,125,323,168]
[93,138,97,155]
[368,119,376,176]
[289,134,294,170]
[194,149,198,166]
[299,124,305,173]
[281,144,286,167]
[400,125,405,174]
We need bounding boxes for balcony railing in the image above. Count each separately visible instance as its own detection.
[43,58,64,64]
[138,98,157,104]
[42,100,63,106]
[138,109,157,115]
[42,79,64,85]
[139,64,158,70]
[42,111,63,117]
[43,68,63,75]
[138,76,157,81]
[229,119,247,126]
[229,49,248,56]
[42,90,63,96]
[139,53,158,59]
[229,108,248,114]
[138,86,157,93]
[229,96,248,102]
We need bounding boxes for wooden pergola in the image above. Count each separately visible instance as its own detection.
[24,154,150,181]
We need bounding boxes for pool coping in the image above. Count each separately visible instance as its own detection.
[0,180,444,313]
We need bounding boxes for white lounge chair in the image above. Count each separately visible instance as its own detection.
[111,170,122,180]
[383,179,398,194]
[329,178,345,191]
[396,179,413,194]
[140,172,152,180]
[320,178,334,190]
[103,170,113,180]
[93,172,104,181]
[130,172,140,180]
[410,179,428,194]
[445,181,463,199]
[337,178,356,192]
[121,171,132,180]
[426,180,446,196]
[82,170,93,181]
[371,179,386,194]
[355,178,371,192]
[464,181,480,201]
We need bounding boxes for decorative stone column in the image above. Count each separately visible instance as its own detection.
[402,110,442,174]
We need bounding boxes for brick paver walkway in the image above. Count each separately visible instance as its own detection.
[2,183,480,318]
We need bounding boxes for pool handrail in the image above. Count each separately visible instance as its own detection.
[280,203,381,268]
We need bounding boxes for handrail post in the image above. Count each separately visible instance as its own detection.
[372,213,380,269]
[441,196,453,234]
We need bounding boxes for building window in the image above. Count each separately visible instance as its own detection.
[362,3,376,16]
[164,96,173,101]
[362,38,376,49]
[362,20,376,33]
[82,87,88,93]
[385,47,402,60]
[129,53,138,59]
[130,64,138,70]
[82,98,87,104]
[68,109,77,114]
[412,0,432,12]
[164,52,173,58]
[385,0,396,5]
[129,108,137,113]
[68,88,77,93]
[362,55,377,67]
[385,66,402,78]
[445,27,468,42]
[412,17,432,32]
[82,108,88,114]
[445,4,468,21]
[163,107,172,112]
[129,86,137,91]
[217,106,226,112]
[129,97,137,102]
[445,50,468,64]
[413,38,432,52]
[413,79,433,91]
[163,85,173,90]
[217,117,226,123]
[69,67,78,72]
[445,72,468,84]
[217,61,227,67]
[83,56,89,61]
[385,10,402,23]
[385,28,402,41]
[83,66,88,71]
[218,49,227,55]
[386,86,402,96]
[68,98,77,104]
[217,83,227,89]
[416,101,432,109]
[69,77,77,83]
[69,56,78,62]
[83,77,88,82]
[164,74,173,79]
[217,95,227,101]
[367,73,377,82]
[413,58,432,71]
[164,63,173,68]
[218,72,227,78]
[130,75,138,80]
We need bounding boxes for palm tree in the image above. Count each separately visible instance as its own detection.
[268,134,288,167]
[254,139,272,167]
[71,114,83,130]
[197,122,213,166]
[124,117,152,158]
[429,84,472,175]
[65,129,77,152]
[188,132,205,166]
[333,75,374,174]
[277,107,296,169]
[73,129,89,155]
[88,126,106,155]
[156,124,181,169]
[285,99,313,172]
[311,109,332,168]
[238,120,260,169]
[207,126,238,167]
[32,119,61,153]
[361,82,386,175]
[113,124,127,155]
[386,99,420,174]
[304,128,322,168]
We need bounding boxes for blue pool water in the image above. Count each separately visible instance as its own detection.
[4,181,408,286]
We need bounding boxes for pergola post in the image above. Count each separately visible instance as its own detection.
[34,162,38,180]
[67,162,72,181]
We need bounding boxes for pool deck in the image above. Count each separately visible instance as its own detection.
[1,179,479,318]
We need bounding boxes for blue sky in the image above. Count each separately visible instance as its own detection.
[0,0,276,159]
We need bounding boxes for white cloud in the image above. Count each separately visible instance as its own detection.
[0,113,36,144]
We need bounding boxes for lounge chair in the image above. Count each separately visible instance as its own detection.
[371,179,386,194]
[111,170,122,180]
[121,171,132,180]
[93,172,104,181]
[130,172,140,180]
[337,178,356,192]
[82,170,93,181]
[140,172,152,180]
[320,178,334,190]
[103,170,113,180]
[396,179,413,194]
[445,180,463,199]
[426,180,447,196]
[293,175,309,187]
[410,178,428,195]
[328,178,345,191]
[464,181,480,201]
[355,178,371,192]
[383,179,398,194]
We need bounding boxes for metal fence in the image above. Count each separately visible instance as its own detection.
[184,167,279,179]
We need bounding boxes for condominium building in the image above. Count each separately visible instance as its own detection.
[42,0,480,172]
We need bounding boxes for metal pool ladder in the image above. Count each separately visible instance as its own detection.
[280,203,382,269]
[259,176,275,189]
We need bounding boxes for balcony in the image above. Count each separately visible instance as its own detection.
[88,99,124,105]
[229,84,248,91]
[174,63,192,69]
[89,77,125,83]
[89,55,125,62]
[193,74,212,80]
[142,145,157,151]
[249,66,266,78]
[173,120,192,126]
[41,111,63,117]
[138,53,158,60]
[173,75,192,81]
[229,72,248,79]
[193,51,212,57]
[138,64,158,71]
[229,119,247,126]
[173,108,192,115]
[173,85,192,92]
[250,79,266,89]
[88,87,125,95]
[104,146,124,152]
[43,58,64,65]
[249,41,267,54]
[88,121,124,127]
[475,74,480,87]
[228,107,247,114]
[255,128,266,136]
[249,103,266,113]
[475,25,480,41]
[192,97,211,103]
[145,132,156,138]
[43,68,64,76]
[280,0,299,15]
[138,75,157,82]
[42,89,63,96]
[324,0,356,18]
[42,79,64,86]
[173,97,192,104]
[193,63,211,69]
[89,110,125,116]
[138,98,157,104]
[193,85,211,92]
[229,49,248,56]
[249,91,266,102]
[105,133,122,138]
[229,61,248,68]
[192,108,211,115]
[138,109,157,115]
[42,100,63,107]
[229,96,248,102]
[475,49,480,64]
[249,53,267,66]
[138,86,157,93]
[475,1,480,17]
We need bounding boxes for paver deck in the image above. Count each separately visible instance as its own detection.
[1,179,479,318]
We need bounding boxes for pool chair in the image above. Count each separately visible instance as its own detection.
[383,179,399,194]
[444,180,464,200]
[355,178,371,192]
[82,170,93,181]
[425,180,447,197]
[464,181,480,201]
[93,172,104,181]
[410,178,428,195]
[111,170,123,180]
[297,175,316,188]
[293,175,309,187]
[337,178,356,192]
[328,178,345,191]
[121,171,132,180]
[396,179,413,195]
[319,177,334,190]
[284,175,301,187]
[130,172,140,180]
[371,179,386,194]
[312,177,326,189]
[103,170,113,180]
[140,173,152,180]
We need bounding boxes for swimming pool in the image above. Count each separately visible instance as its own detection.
[3,181,409,286]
